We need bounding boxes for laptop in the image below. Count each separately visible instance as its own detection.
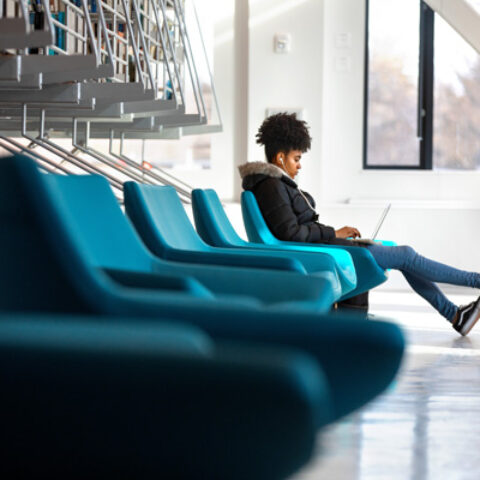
[354,203,391,245]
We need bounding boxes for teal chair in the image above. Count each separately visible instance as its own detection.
[0,154,405,421]
[240,190,393,298]
[123,182,354,298]
[191,188,388,300]
[0,315,329,480]
[241,190,396,248]
[45,174,338,312]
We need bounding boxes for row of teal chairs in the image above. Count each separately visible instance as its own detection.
[0,153,404,479]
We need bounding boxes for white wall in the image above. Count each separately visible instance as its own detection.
[247,0,324,196]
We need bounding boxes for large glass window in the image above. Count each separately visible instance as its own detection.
[433,15,480,170]
[366,0,420,167]
[365,0,480,171]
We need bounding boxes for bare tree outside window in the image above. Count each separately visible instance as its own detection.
[433,14,480,171]
[366,0,480,171]
[366,0,420,166]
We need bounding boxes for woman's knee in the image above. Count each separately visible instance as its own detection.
[395,245,416,262]
[369,244,416,270]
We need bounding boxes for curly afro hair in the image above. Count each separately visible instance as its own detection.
[256,112,312,163]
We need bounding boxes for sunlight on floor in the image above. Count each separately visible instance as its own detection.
[291,289,480,480]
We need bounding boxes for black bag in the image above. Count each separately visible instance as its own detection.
[324,237,370,315]
[337,292,369,313]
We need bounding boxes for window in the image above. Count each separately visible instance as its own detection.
[364,0,480,170]
[365,0,420,167]
[433,14,480,170]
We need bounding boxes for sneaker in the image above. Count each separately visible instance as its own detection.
[452,296,480,336]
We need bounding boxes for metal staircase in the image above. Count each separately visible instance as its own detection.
[0,0,221,202]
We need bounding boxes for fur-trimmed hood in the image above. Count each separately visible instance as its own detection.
[238,161,284,179]
[238,161,296,191]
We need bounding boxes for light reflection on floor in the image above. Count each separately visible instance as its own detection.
[291,290,480,480]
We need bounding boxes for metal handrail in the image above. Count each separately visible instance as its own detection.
[112,132,193,202]
[159,0,186,106]
[172,0,204,119]
[72,119,156,185]
[191,0,222,128]
[0,135,75,175]
[115,131,194,191]
[74,122,193,204]
[19,105,124,192]
[174,0,206,119]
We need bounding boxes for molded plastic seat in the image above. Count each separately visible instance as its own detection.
[45,173,338,311]
[0,154,405,421]
[191,188,387,300]
[0,315,329,480]
[240,191,390,298]
[123,182,346,299]
[190,189,360,298]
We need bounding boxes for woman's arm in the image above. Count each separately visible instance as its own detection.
[253,179,336,243]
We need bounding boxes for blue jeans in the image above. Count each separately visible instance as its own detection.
[366,245,480,321]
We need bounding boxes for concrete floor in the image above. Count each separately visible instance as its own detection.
[292,289,480,480]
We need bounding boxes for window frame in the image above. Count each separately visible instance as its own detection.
[363,0,435,170]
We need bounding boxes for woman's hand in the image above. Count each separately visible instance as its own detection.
[335,226,361,239]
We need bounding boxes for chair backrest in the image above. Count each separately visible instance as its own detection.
[0,316,213,477]
[44,174,154,271]
[0,154,107,313]
[191,189,246,247]
[241,191,280,245]
[124,183,207,255]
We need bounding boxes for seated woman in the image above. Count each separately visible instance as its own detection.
[238,113,480,336]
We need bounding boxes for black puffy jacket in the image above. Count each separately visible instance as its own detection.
[239,161,336,243]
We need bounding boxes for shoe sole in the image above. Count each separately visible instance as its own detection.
[458,305,480,336]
